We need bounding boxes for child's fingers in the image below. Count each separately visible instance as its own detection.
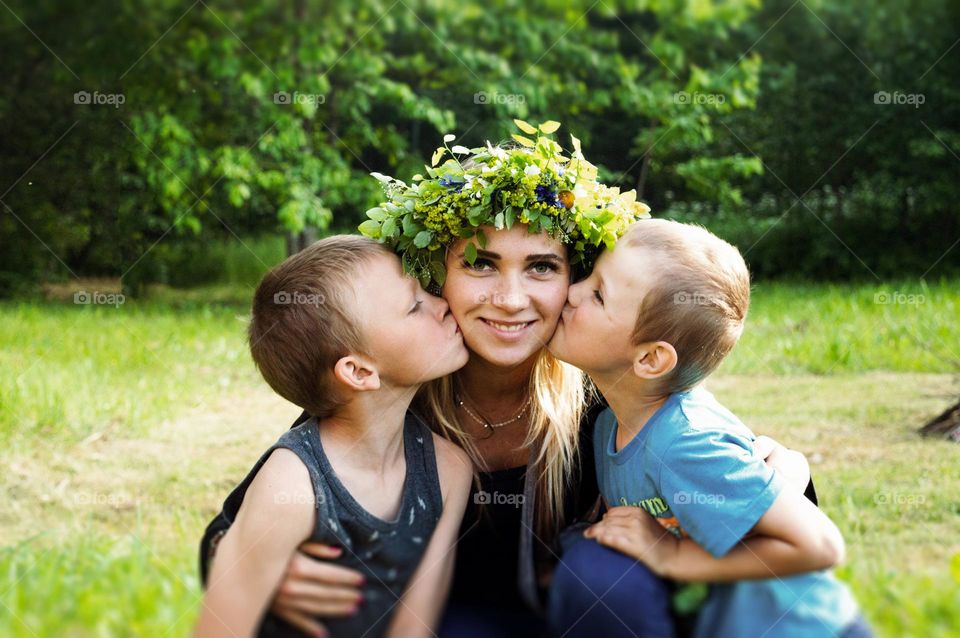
[299,542,344,560]
[603,506,641,519]
[753,435,781,460]
[592,531,632,554]
[273,606,330,638]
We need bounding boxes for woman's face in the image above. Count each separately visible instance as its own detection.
[442,225,570,368]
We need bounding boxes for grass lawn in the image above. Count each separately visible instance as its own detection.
[2,279,959,636]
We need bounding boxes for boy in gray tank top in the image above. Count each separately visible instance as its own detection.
[195,236,473,638]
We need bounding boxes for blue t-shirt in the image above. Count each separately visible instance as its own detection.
[593,386,860,638]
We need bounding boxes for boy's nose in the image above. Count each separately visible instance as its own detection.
[567,280,585,307]
[432,295,451,321]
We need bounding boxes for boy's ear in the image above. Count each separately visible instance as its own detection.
[333,355,381,392]
[632,341,678,380]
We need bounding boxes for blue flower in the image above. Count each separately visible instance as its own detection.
[439,176,465,192]
[535,184,563,208]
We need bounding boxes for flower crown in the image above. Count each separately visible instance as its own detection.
[358,119,651,289]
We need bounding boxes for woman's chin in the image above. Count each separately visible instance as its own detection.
[466,338,544,369]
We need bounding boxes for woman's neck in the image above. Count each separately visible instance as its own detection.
[456,351,537,410]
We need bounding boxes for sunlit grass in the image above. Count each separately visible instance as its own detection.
[1,279,958,636]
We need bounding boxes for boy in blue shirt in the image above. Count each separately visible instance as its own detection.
[548,219,871,637]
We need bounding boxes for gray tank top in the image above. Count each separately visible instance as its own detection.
[217,411,444,637]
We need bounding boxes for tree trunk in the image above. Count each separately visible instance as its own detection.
[919,399,960,442]
[286,228,318,256]
[636,153,651,200]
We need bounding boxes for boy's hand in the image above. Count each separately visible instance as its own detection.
[583,506,678,577]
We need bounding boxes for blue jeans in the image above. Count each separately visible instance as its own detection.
[547,538,675,638]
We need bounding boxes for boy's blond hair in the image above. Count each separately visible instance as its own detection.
[624,219,750,393]
[249,235,392,417]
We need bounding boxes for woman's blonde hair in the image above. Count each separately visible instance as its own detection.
[414,350,586,540]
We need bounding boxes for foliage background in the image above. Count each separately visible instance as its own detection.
[2,0,958,294]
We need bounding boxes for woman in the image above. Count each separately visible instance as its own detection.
[199,123,813,637]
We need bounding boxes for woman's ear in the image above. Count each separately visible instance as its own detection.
[632,341,678,380]
[333,356,381,391]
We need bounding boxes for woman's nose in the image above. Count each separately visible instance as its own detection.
[492,276,529,312]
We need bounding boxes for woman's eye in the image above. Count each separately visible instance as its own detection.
[464,258,493,272]
[409,300,423,314]
[530,261,559,275]
[593,290,604,305]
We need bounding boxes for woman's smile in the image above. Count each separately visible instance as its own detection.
[479,317,537,339]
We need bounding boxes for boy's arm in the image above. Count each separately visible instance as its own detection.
[386,437,473,638]
[194,449,315,638]
[586,484,845,582]
[197,409,310,586]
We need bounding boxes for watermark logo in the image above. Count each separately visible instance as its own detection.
[73,491,140,508]
[74,291,125,307]
[475,292,525,306]
[74,91,126,108]
[873,290,925,306]
[274,491,324,505]
[873,492,926,508]
[474,490,525,507]
[474,91,526,105]
[674,91,726,106]
[873,91,924,108]
[673,490,725,506]
[673,290,722,306]
[273,291,326,306]
[274,91,326,106]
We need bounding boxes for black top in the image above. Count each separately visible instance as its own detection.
[449,464,528,609]
[201,412,443,638]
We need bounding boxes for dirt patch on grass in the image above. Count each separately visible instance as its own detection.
[2,383,301,550]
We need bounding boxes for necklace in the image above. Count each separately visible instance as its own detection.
[455,390,531,436]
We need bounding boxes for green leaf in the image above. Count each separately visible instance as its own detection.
[402,214,418,237]
[476,228,487,248]
[432,147,446,166]
[414,230,433,248]
[570,134,582,156]
[464,241,478,264]
[366,207,387,221]
[513,119,538,134]
[505,206,517,228]
[381,217,397,237]
[358,219,381,237]
[511,134,535,148]
[429,261,447,287]
[538,120,561,134]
